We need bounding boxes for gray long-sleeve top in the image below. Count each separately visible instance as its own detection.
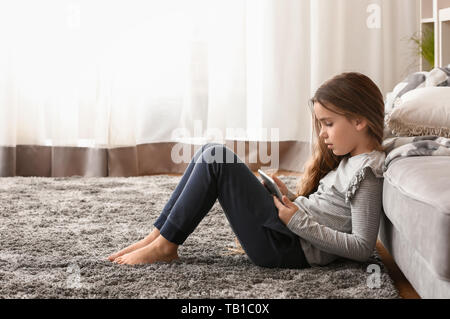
[286,150,386,266]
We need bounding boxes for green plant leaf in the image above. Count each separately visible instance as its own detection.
[410,28,434,68]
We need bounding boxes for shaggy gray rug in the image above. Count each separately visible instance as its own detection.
[0,175,400,299]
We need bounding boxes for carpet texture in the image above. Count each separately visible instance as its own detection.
[0,175,400,299]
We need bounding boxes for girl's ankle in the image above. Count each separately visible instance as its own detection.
[155,235,178,255]
[145,228,160,241]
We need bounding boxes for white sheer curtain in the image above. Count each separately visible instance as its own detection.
[0,0,418,155]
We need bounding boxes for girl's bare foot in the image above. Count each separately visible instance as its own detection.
[113,235,179,265]
[107,228,160,262]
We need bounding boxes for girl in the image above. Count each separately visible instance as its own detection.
[107,72,386,268]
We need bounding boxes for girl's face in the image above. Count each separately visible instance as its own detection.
[313,102,370,157]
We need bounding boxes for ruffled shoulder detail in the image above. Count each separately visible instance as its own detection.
[344,151,386,204]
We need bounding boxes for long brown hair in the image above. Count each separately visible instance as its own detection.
[293,72,385,199]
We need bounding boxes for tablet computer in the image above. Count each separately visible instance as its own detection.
[258,169,283,201]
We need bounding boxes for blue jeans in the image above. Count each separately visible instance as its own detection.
[154,143,310,269]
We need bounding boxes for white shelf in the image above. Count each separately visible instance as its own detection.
[420,0,450,70]
[421,17,436,23]
[440,7,450,20]
[440,8,450,66]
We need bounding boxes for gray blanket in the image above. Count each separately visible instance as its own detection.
[382,135,450,171]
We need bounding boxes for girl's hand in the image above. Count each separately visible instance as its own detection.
[273,195,299,225]
[271,175,288,196]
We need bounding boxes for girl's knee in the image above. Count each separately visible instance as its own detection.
[199,143,244,165]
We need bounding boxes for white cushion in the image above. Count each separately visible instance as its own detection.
[385,87,450,138]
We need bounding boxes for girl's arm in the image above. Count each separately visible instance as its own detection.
[286,169,383,262]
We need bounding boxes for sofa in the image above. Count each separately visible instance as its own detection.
[378,66,450,299]
[379,155,450,298]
